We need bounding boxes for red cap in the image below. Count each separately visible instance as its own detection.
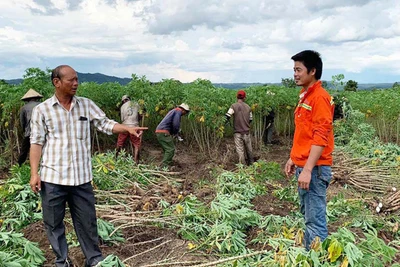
[237,90,246,99]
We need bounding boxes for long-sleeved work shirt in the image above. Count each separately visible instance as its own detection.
[155,108,183,135]
[30,95,117,185]
[20,100,41,137]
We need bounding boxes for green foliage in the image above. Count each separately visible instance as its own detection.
[97,254,126,267]
[247,160,284,182]
[272,177,299,204]
[344,80,358,92]
[357,229,398,266]
[0,165,41,231]
[0,231,45,266]
[327,193,367,222]
[21,67,51,90]
[166,166,266,254]
[92,152,160,191]
[342,87,400,143]
[97,218,125,245]
[281,77,297,88]
[334,109,400,169]
[331,74,345,90]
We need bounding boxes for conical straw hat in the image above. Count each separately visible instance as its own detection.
[21,89,43,100]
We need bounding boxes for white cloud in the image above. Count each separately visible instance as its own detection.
[0,0,399,83]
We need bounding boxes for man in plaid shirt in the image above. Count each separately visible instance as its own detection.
[29,65,147,267]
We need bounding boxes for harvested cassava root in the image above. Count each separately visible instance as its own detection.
[332,151,400,213]
[332,152,398,194]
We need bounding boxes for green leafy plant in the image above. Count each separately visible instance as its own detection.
[97,218,125,245]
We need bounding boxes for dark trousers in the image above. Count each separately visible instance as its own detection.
[263,123,274,144]
[18,136,30,166]
[40,182,103,267]
[156,133,175,166]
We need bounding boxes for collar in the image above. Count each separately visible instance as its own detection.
[51,95,80,107]
[299,80,322,100]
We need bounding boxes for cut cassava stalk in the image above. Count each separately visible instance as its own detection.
[332,152,399,194]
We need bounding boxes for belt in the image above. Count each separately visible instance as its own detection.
[155,129,170,135]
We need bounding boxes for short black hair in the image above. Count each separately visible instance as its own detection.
[51,65,69,86]
[291,50,323,80]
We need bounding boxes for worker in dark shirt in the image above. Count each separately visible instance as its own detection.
[155,103,189,167]
[18,89,43,166]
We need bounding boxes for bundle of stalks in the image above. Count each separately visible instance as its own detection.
[381,190,400,213]
[332,152,399,194]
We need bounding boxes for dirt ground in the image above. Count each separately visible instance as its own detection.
[18,136,391,266]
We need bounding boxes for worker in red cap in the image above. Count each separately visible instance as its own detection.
[225,90,254,165]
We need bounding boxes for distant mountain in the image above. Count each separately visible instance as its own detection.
[3,72,132,85]
[356,83,393,90]
[2,73,394,90]
[4,78,23,85]
[77,72,131,85]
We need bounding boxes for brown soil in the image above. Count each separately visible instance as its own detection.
[19,136,399,266]
[22,137,294,266]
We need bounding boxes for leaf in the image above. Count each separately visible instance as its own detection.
[102,166,109,174]
[175,204,184,214]
[343,242,363,266]
[310,250,320,266]
[295,229,304,246]
[328,238,343,263]
[281,226,295,240]
[340,256,349,267]
[187,242,196,250]
[310,236,321,251]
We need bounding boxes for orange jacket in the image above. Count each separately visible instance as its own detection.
[290,81,334,166]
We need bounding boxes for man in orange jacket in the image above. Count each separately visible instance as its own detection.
[285,50,334,250]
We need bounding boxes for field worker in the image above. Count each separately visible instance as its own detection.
[263,108,275,145]
[115,95,142,163]
[284,50,334,250]
[18,89,43,166]
[29,65,147,267]
[155,103,189,168]
[225,90,254,165]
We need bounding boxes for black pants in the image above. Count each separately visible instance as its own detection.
[18,136,30,166]
[40,182,103,267]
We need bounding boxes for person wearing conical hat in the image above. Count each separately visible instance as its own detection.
[18,89,43,166]
[155,103,189,168]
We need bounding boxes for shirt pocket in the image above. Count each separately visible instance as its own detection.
[295,106,312,127]
[76,119,89,140]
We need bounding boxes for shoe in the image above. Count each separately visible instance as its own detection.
[63,258,73,267]
[89,259,102,267]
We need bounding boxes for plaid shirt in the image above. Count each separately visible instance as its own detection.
[30,95,117,186]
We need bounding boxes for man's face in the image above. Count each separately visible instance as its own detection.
[54,66,78,97]
[293,61,315,88]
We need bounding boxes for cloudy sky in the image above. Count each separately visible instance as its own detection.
[0,0,399,83]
